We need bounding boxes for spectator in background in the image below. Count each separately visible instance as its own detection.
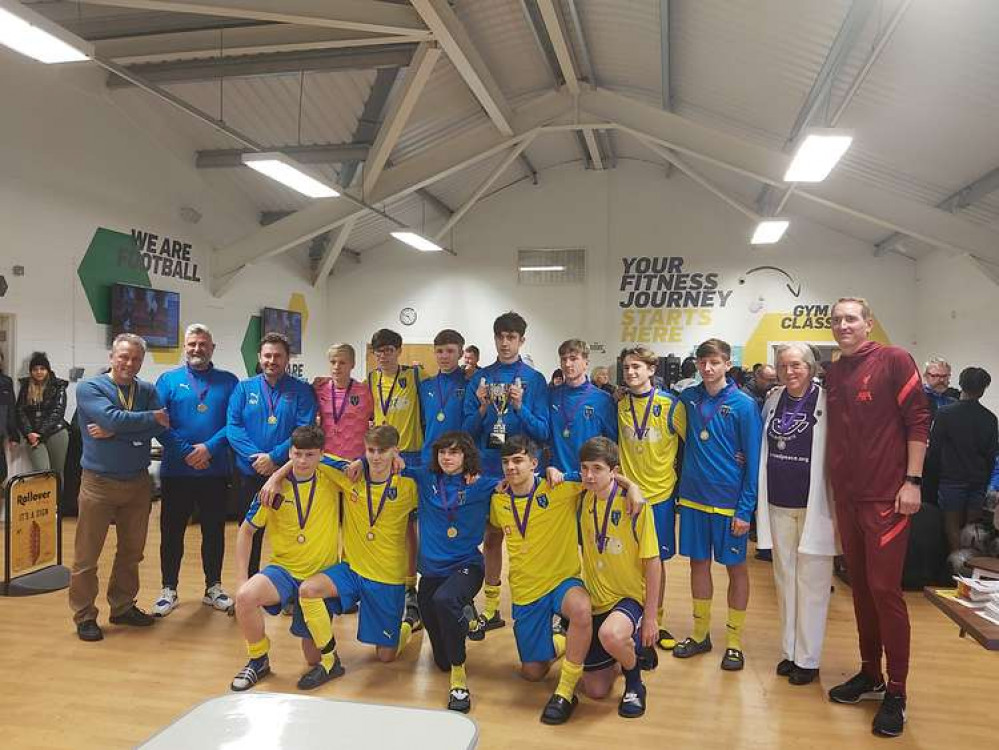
[0,348,18,487]
[15,352,69,478]
[590,366,616,395]
[922,357,959,420]
[549,368,564,388]
[928,367,998,552]
[672,356,698,393]
[741,364,777,409]
[463,345,481,381]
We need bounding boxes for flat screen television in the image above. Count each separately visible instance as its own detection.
[110,283,180,349]
[261,307,302,356]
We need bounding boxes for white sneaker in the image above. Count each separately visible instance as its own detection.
[152,588,178,617]
[203,583,234,613]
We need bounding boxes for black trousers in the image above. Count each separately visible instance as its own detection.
[418,564,485,671]
[236,473,267,577]
[159,476,229,588]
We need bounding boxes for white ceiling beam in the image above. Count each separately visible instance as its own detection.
[536,0,580,95]
[582,127,604,171]
[410,0,515,136]
[214,91,571,275]
[312,216,356,287]
[434,134,538,241]
[578,89,999,260]
[77,1,429,35]
[363,42,441,196]
[94,26,432,64]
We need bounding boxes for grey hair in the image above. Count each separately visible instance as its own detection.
[775,342,817,378]
[924,356,950,373]
[112,333,147,354]
[185,323,213,340]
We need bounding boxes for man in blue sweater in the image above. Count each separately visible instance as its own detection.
[152,324,239,617]
[462,311,549,634]
[69,334,169,642]
[227,332,317,577]
[672,338,762,671]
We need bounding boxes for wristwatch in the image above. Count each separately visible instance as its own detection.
[904,475,922,486]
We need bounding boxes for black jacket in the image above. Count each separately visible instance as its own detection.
[16,376,68,441]
[929,399,999,486]
[0,373,17,441]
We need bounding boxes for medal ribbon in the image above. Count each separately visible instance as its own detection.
[110,375,136,411]
[697,382,735,434]
[506,476,539,540]
[291,474,318,531]
[628,389,655,441]
[377,370,400,421]
[436,475,463,526]
[261,375,282,423]
[365,471,394,530]
[186,366,210,407]
[776,384,815,432]
[329,379,353,425]
[436,372,458,415]
[559,382,594,436]
[591,481,619,554]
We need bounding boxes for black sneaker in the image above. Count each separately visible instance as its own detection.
[829,672,886,704]
[109,606,155,627]
[789,666,819,685]
[540,694,578,725]
[776,659,794,677]
[672,635,712,659]
[231,658,270,691]
[617,682,647,719]
[297,655,345,690]
[720,647,745,671]
[469,611,505,641]
[656,628,677,650]
[872,693,906,737]
[637,645,658,671]
[405,588,423,633]
[76,619,104,642]
[448,687,471,713]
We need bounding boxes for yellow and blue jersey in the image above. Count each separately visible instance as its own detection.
[244,471,340,580]
[618,388,686,504]
[369,365,423,454]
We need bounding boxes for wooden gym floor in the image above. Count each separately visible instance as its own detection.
[0,503,994,750]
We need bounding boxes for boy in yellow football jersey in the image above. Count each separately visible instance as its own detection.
[617,346,686,653]
[259,425,420,671]
[230,425,342,692]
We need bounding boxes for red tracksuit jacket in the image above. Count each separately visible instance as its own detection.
[825,341,930,502]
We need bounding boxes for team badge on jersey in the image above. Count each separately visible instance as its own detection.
[399,378,407,388]
[653,403,662,417]
[457,490,466,505]
[536,494,549,509]
[350,395,360,406]
[387,487,398,500]
[584,405,594,419]
[611,510,622,526]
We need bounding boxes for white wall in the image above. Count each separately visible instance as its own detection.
[326,160,918,377]
[915,250,999,412]
[0,53,328,409]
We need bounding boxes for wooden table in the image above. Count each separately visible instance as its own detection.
[139,693,479,749]
[923,587,999,651]
[969,556,999,579]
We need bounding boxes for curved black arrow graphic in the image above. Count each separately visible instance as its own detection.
[739,265,801,298]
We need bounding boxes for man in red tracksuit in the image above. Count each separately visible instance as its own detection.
[824,297,930,739]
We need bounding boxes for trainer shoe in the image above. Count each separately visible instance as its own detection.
[720,647,745,671]
[448,687,471,713]
[152,588,178,617]
[789,666,819,685]
[672,635,712,659]
[776,659,794,677]
[297,655,345,690]
[656,628,677,650]
[637,645,659,671]
[540,694,578,725]
[231,658,270,692]
[76,620,104,642]
[109,605,155,627]
[828,672,886,704]
[469,611,505,641]
[618,682,647,719]
[405,588,423,633]
[203,583,234,613]
[872,693,906,737]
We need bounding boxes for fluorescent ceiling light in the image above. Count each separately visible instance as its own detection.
[519,265,566,272]
[0,1,93,63]
[751,219,789,245]
[783,129,853,182]
[241,152,339,198]
[391,231,443,253]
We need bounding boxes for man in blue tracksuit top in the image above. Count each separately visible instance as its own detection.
[461,311,549,633]
[419,329,468,465]
[547,339,617,473]
[673,338,762,672]
[152,323,239,618]
[69,333,169,642]
[227,332,317,576]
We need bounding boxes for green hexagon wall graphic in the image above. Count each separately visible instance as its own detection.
[77,228,150,324]
[241,315,262,377]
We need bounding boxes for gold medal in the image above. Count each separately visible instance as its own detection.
[267,415,278,425]
[777,439,787,450]
[447,526,458,539]
[562,428,570,438]
[197,403,208,413]
[366,530,376,541]
[437,412,445,422]
[297,534,306,544]
[699,429,710,441]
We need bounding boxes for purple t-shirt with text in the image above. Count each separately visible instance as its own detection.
[766,387,820,508]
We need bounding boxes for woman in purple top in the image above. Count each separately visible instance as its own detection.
[756,343,838,686]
